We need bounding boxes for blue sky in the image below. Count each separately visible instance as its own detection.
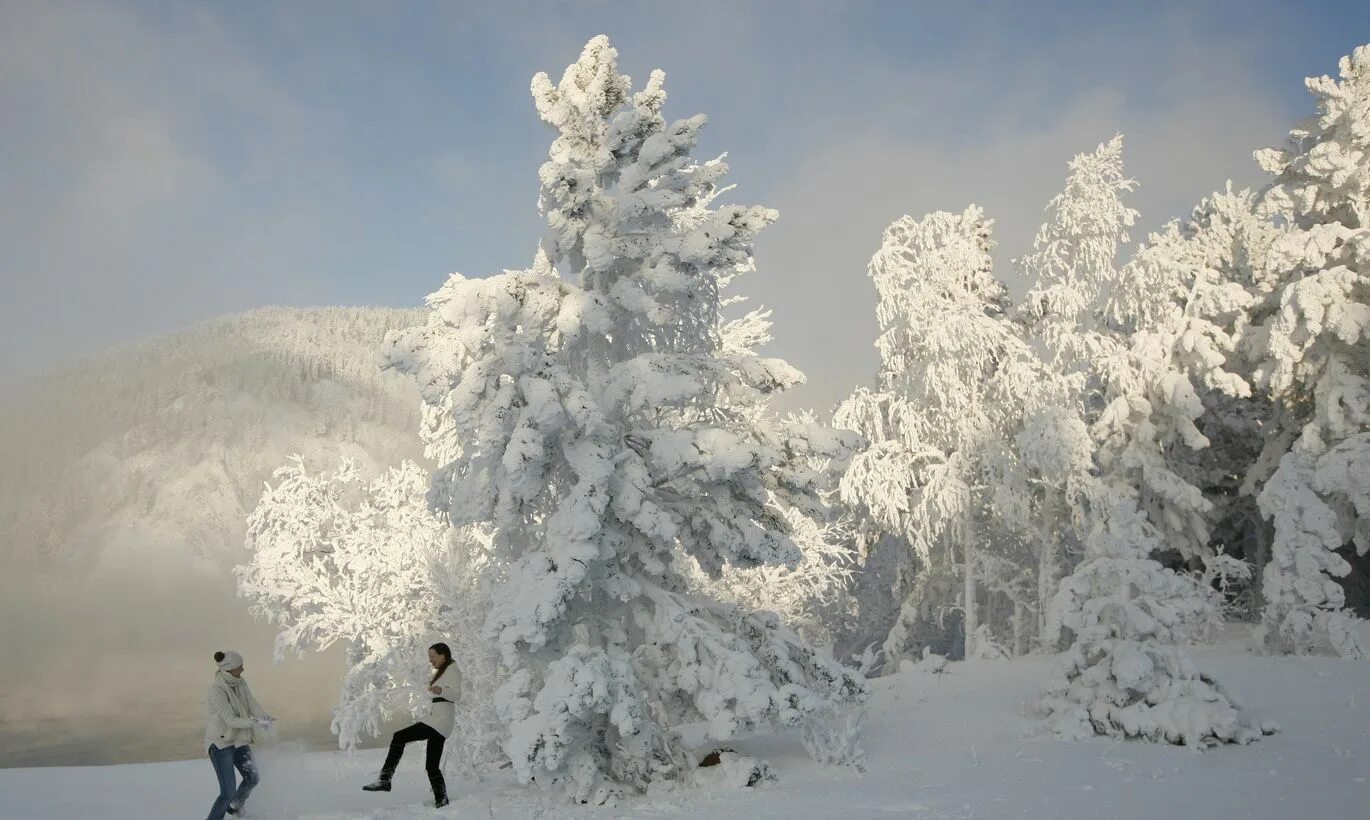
[3,0,1368,410]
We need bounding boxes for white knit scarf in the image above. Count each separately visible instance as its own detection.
[216,671,256,724]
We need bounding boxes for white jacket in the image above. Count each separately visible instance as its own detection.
[205,673,270,751]
[422,663,461,738]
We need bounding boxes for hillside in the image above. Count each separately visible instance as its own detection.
[0,306,429,766]
[0,306,427,572]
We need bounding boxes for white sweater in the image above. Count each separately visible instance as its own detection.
[205,674,269,751]
[423,663,461,738]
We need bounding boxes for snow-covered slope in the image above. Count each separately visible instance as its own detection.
[2,631,1365,819]
[0,306,426,573]
[0,306,428,768]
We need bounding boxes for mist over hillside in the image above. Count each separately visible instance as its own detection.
[0,306,427,571]
[0,306,430,765]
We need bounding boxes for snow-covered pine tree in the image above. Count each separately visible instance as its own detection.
[1246,45,1370,658]
[1012,140,1266,745]
[1109,186,1267,401]
[384,37,865,803]
[1111,186,1282,612]
[836,206,1035,661]
[237,458,506,773]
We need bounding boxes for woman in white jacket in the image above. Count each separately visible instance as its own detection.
[205,650,274,820]
[362,642,460,808]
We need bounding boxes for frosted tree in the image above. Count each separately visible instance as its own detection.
[237,458,506,774]
[384,37,864,803]
[1010,401,1095,648]
[1100,188,1273,567]
[696,414,858,648]
[1246,46,1370,658]
[1039,481,1269,746]
[1111,187,1282,611]
[1019,135,1137,383]
[1020,137,1237,640]
[1008,141,1268,744]
[837,206,1038,661]
[1109,187,1268,397]
[1015,137,1141,643]
[700,292,860,648]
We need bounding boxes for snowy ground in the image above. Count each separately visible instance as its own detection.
[4,636,1367,820]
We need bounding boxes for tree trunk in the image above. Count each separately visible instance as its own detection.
[985,590,998,644]
[1250,509,1269,621]
[1038,545,1058,651]
[963,516,978,660]
[1013,600,1028,657]
[881,597,917,676]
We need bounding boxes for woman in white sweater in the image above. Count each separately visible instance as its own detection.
[362,642,460,808]
[205,650,274,820]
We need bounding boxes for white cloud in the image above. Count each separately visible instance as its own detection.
[0,1,1309,404]
[747,44,1292,416]
[0,1,336,377]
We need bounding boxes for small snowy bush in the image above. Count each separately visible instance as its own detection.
[1039,490,1265,746]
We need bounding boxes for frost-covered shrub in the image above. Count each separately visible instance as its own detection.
[797,705,867,771]
[238,458,506,773]
[1198,549,1256,623]
[1039,491,1267,746]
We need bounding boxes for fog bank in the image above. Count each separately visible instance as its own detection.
[0,551,363,767]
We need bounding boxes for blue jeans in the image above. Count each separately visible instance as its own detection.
[207,744,259,820]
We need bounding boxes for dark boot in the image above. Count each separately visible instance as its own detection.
[364,734,406,792]
[429,770,448,808]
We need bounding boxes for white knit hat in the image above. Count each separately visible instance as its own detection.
[216,650,244,671]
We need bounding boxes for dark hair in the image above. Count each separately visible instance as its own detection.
[214,651,226,663]
[429,642,453,686]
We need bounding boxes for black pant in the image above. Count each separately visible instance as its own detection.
[381,722,446,799]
